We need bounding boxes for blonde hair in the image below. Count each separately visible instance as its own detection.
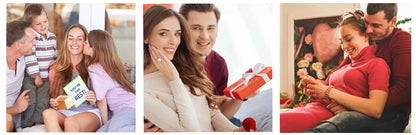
[338,10,366,36]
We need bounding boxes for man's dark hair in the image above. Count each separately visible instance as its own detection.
[7,21,32,47]
[367,3,397,21]
[179,4,221,23]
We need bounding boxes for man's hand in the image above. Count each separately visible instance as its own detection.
[247,89,260,98]
[13,89,31,113]
[35,75,43,87]
[144,118,164,132]
[327,102,347,114]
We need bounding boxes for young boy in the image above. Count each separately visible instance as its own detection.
[21,4,56,128]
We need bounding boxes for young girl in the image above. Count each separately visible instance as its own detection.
[83,30,136,132]
[43,24,101,132]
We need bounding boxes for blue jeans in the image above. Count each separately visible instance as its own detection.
[305,108,409,132]
[97,107,136,132]
[230,117,242,127]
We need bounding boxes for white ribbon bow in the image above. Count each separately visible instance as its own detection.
[229,63,271,99]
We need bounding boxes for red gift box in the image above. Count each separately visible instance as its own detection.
[223,63,272,100]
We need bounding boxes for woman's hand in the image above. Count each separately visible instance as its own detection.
[327,101,348,114]
[148,45,179,81]
[299,76,314,91]
[304,78,330,99]
[49,98,58,109]
[86,91,97,106]
[299,75,315,95]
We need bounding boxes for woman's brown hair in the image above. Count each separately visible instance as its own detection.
[143,5,216,109]
[49,24,89,98]
[86,30,135,94]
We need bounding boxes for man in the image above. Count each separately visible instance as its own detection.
[306,3,410,132]
[6,21,36,132]
[180,3,262,126]
[180,3,253,124]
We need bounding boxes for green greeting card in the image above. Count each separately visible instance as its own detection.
[63,75,89,108]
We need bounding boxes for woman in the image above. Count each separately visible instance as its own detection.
[83,30,136,132]
[143,5,247,132]
[280,10,390,132]
[42,24,101,132]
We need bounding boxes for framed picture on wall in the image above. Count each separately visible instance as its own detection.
[280,3,360,107]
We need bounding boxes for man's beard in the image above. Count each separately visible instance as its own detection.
[369,26,392,42]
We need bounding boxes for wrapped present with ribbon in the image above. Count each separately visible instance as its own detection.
[56,95,74,109]
[223,63,272,100]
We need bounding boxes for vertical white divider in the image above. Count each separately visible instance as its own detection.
[79,3,105,32]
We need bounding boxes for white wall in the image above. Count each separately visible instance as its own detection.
[79,3,105,32]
